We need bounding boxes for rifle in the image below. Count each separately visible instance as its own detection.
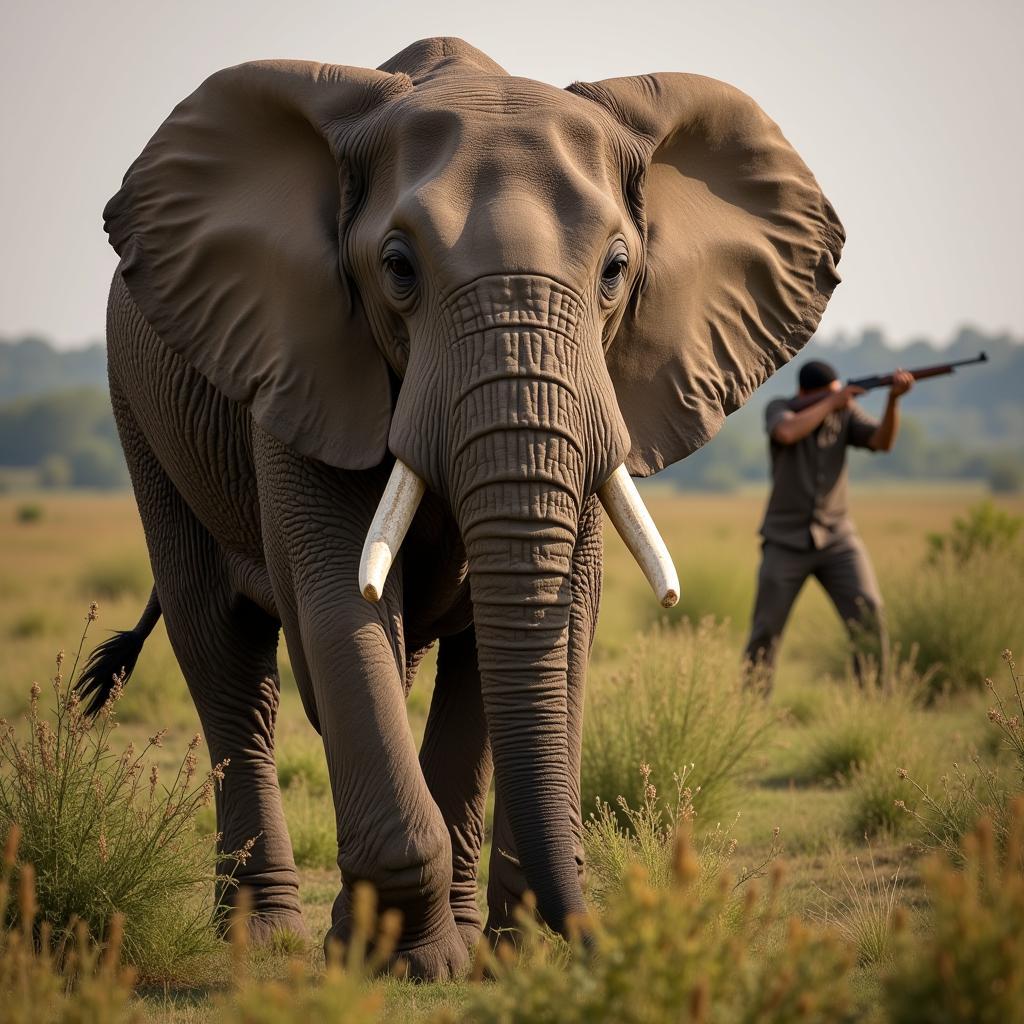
[788,353,988,412]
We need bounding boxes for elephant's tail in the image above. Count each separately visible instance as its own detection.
[76,587,162,716]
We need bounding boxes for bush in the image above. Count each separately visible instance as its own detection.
[15,502,43,524]
[0,828,141,1024]
[883,803,1024,1023]
[450,835,858,1024]
[0,607,226,981]
[889,505,1023,694]
[582,619,779,829]
[925,500,1022,565]
[896,650,1023,861]
[582,763,781,910]
[792,662,924,786]
[846,750,923,839]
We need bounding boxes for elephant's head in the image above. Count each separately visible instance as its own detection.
[104,37,842,934]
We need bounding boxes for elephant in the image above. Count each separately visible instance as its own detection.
[79,36,843,980]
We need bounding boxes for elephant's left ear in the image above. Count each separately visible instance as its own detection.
[569,74,844,476]
[104,60,412,470]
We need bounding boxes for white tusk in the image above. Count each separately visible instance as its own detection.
[597,465,680,609]
[359,459,426,603]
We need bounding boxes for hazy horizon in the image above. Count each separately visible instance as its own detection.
[3,0,1022,349]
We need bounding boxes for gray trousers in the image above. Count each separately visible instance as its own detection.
[743,533,887,688]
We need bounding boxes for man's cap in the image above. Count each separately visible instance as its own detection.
[798,360,838,391]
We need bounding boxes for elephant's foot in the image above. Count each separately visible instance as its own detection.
[327,889,470,982]
[220,906,309,946]
[393,916,471,981]
[245,910,310,948]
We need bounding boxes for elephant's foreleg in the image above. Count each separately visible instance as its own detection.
[419,626,493,951]
[285,588,467,979]
[485,496,603,939]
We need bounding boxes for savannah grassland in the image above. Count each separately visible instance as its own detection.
[1,483,1023,1022]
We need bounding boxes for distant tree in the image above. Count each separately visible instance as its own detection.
[39,454,73,489]
[67,438,128,489]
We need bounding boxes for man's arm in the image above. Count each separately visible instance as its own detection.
[771,385,865,445]
[866,370,914,451]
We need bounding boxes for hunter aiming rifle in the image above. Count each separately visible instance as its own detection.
[788,352,989,411]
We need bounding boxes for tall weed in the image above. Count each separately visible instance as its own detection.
[582,618,778,828]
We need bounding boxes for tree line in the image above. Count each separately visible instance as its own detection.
[0,327,1020,492]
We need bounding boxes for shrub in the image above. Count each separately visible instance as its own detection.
[0,827,141,1024]
[0,607,226,981]
[889,506,1023,694]
[883,803,1024,1023]
[897,651,1024,861]
[582,762,780,910]
[582,618,779,828]
[15,503,43,524]
[846,750,923,838]
[450,834,859,1024]
[77,556,151,602]
[0,827,142,1019]
[925,500,1022,565]
[792,661,924,786]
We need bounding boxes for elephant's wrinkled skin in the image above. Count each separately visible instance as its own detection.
[85,37,843,979]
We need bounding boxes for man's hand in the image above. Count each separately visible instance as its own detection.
[829,383,866,410]
[889,369,914,398]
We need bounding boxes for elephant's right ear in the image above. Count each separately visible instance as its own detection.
[104,60,411,470]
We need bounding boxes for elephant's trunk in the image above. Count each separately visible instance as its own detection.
[439,277,617,932]
[363,274,677,933]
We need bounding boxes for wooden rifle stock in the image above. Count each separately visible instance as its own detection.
[788,353,988,412]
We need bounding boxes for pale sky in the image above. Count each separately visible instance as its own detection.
[2,0,1021,348]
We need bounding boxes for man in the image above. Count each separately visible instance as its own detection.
[743,359,914,689]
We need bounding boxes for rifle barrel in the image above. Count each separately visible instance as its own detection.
[789,352,987,411]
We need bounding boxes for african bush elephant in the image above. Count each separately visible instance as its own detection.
[81,36,842,980]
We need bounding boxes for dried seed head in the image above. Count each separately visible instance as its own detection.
[3,823,21,866]
[897,767,909,779]
[99,830,109,864]
[149,729,166,748]
[18,862,37,925]
[87,603,99,623]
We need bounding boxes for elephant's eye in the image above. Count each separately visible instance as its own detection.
[383,252,416,286]
[602,255,628,284]
[600,244,629,303]
[381,238,418,304]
